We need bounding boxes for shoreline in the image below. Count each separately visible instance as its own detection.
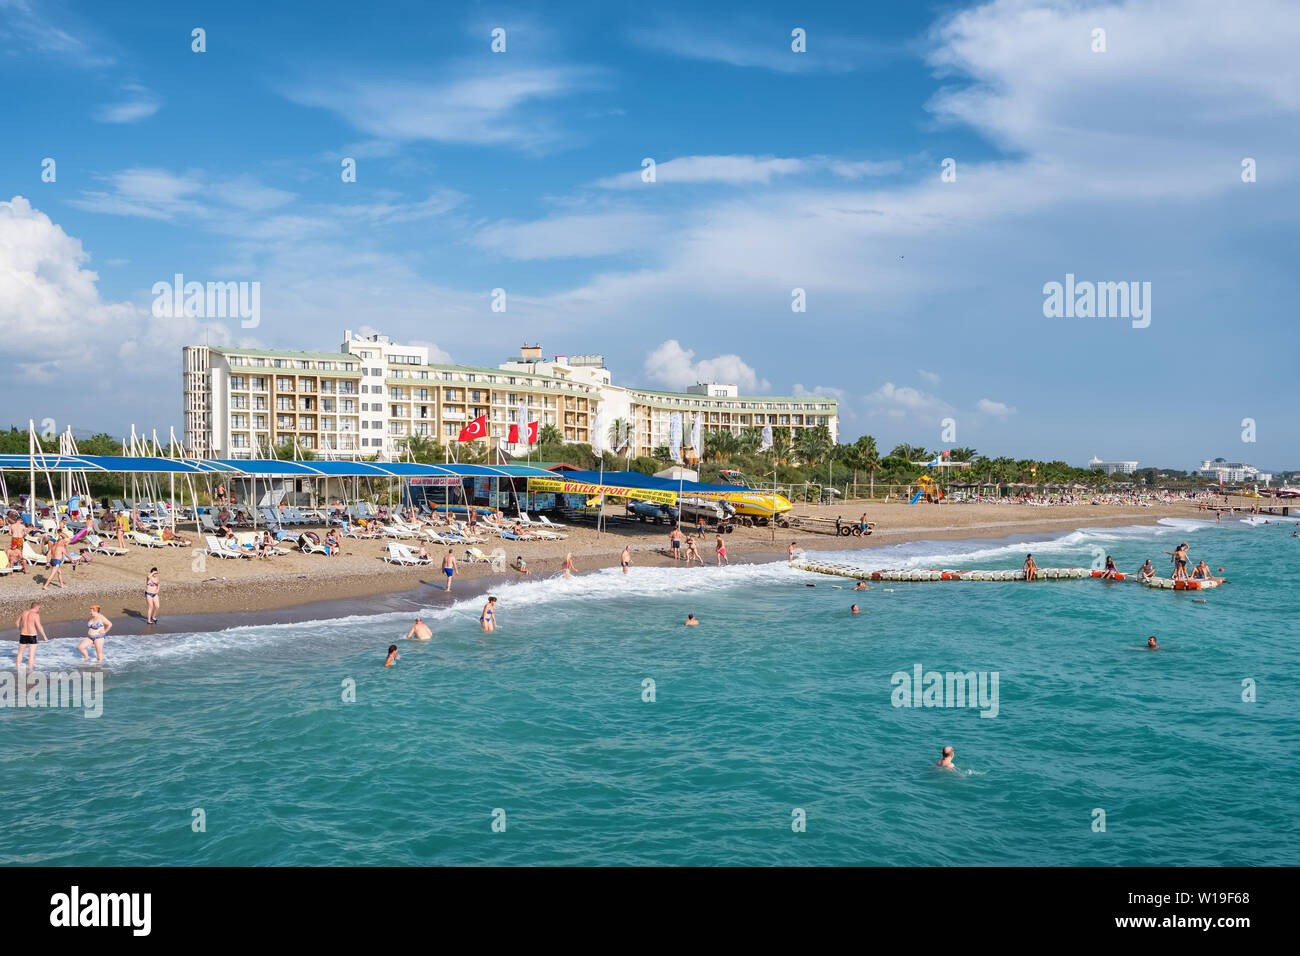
[1,503,1213,640]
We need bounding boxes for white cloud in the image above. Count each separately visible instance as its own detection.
[595,155,809,189]
[976,398,1015,417]
[474,212,662,260]
[628,16,897,74]
[0,196,230,386]
[284,66,599,149]
[644,340,769,393]
[94,85,160,123]
[865,382,951,420]
[917,369,941,385]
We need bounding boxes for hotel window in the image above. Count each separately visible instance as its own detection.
[253,396,267,411]
[231,434,249,448]
[276,377,294,391]
[341,400,355,412]
[390,388,403,399]
[253,415,267,429]
[231,414,248,429]
[277,415,294,429]
[300,417,316,430]
[231,396,248,410]
[276,398,293,411]
[301,436,315,449]
[415,388,429,400]
[321,417,335,431]
[230,375,246,389]
[250,377,267,390]
[322,399,334,412]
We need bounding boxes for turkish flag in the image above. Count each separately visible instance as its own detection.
[457,415,487,442]
[507,424,519,443]
[526,421,539,443]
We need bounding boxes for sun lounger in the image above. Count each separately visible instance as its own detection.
[464,546,496,564]
[297,533,331,556]
[382,542,430,566]
[22,540,49,565]
[538,515,567,529]
[128,530,168,548]
[205,535,248,559]
[84,534,127,556]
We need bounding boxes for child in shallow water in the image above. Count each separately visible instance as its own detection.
[385,645,400,667]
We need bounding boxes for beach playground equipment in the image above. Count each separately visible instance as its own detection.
[794,560,1226,589]
[907,475,944,504]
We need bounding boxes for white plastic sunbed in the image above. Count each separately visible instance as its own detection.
[22,541,49,565]
[84,534,127,556]
[205,535,248,559]
[382,542,430,566]
[128,530,168,548]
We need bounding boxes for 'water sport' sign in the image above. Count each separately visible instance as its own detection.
[528,478,677,506]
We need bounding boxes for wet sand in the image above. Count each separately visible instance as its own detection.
[1,500,1214,637]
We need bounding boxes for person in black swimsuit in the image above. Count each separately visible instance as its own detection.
[16,602,47,667]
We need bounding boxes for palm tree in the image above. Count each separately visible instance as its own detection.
[844,434,880,498]
[652,444,671,461]
[704,429,740,462]
[890,443,930,462]
[770,426,793,464]
[538,424,563,446]
[737,426,763,456]
[608,417,633,451]
[947,446,978,463]
[399,433,443,463]
[793,425,833,466]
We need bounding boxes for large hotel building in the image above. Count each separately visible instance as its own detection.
[183,331,838,460]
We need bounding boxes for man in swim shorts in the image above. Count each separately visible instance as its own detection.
[442,548,457,591]
[42,536,68,590]
[936,746,958,771]
[405,617,432,641]
[669,527,682,561]
[621,545,631,574]
[16,602,47,668]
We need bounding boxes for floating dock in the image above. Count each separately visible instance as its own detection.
[793,562,1223,589]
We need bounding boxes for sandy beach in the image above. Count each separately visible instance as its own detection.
[0,499,1225,636]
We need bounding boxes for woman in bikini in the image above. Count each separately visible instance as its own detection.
[144,568,161,625]
[78,606,113,661]
[480,596,497,633]
[562,553,576,580]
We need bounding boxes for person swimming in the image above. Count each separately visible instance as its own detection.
[850,604,860,614]
[1146,636,1161,650]
[684,614,699,626]
[385,644,400,667]
[480,596,497,633]
[936,746,958,771]
[852,581,869,590]
[405,617,432,641]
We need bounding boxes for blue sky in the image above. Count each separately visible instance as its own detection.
[1,0,1297,471]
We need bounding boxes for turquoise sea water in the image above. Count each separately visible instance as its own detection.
[3,516,1297,866]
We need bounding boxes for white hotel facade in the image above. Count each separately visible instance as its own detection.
[183,332,838,460]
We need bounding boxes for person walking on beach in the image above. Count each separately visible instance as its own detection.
[144,567,161,624]
[115,510,130,551]
[9,514,25,554]
[835,515,842,535]
[442,548,457,591]
[562,553,576,580]
[685,535,704,565]
[1023,554,1037,581]
[715,535,729,566]
[15,602,47,667]
[42,536,68,590]
[621,545,631,575]
[385,644,400,667]
[787,541,797,563]
[936,746,958,771]
[405,617,432,641]
[669,527,682,561]
[78,606,112,661]
[480,596,497,633]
